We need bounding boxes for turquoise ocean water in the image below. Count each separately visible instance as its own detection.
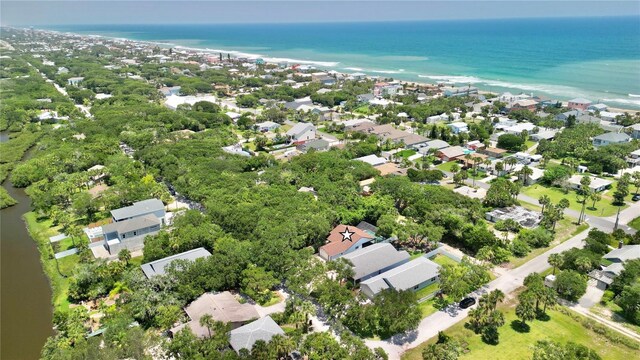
[48,17,640,108]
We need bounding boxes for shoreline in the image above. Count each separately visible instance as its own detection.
[14,26,640,113]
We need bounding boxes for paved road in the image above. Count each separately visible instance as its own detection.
[366,229,592,359]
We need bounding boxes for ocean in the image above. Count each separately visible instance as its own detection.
[48,17,640,109]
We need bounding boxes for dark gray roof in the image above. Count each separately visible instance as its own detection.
[298,138,329,151]
[102,214,160,235]
[356,221,378,235]
[111,198,164,221]
[229,316,284,353]
[141,247,211,278]
[604,245,640,262]
[341,243,410,280]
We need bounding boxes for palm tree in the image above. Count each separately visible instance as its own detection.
[516,292,536,326]
[538,195,551,214]
[520,165,533,185]
[199,314,215,338]
[269,334,294,359]
[577,176,592,224]
[118,249,132,266]
[589,191,601,210]
[548,253,563,275]
[541,287,557,314]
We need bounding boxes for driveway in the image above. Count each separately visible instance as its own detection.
[577,280,605,309]
[365,228,592,359]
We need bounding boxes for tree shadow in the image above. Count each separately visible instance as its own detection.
[536,312,551,322]
[510,320,530,333]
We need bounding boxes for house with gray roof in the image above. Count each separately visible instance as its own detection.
[229,316,284,353]
[341,243,410,282]
[286,122,316,143]
[592,132,631,147]
[360,256,441,299]
[111,198,165,223]
[590,245,640,289]
[604,245,640,264]
[102,215,161,254]
[297,138,330,152]
[141,247,211,278]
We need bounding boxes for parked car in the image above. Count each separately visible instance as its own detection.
[459,297,476,309]
[633,194,640,201]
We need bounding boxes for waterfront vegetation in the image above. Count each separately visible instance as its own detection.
[0,187,17,208]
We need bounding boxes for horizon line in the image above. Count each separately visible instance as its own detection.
[5,14,640,27]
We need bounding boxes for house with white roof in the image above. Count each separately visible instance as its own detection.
[286,122,316,143]
[141,248,211,278]
[448,122,469,134]
[229,316,284,353]
[354,154,388,167]
[568,175,612,192]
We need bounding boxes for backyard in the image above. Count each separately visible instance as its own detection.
[522,183,627,217]
[629,217,640,231]
[403,302,640,360]
[24,212,80,312]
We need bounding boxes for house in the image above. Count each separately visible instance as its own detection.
[255,121,280,132]
[341,243,410,282]
[67,77,84,86]
[102,215,161,254]
[568,175,612,192]
[592,132,631,147]
[355,221,378,236]
[436,146,465,162]
[229,316,284,353]
[356,93,375,103]
[286,122,316,143]
[297,138,330,152]
[225,111,241,121]
[318,225,375,261]
[510,99,538,111]
[448,122,469,134]
[478,147,508,158]
[591,245,640,289]
[485,206,542,228]
[223,144,251,157]
[374,163,407,176]
[504,122,536,136]
[555,110,581,122]
[604,245,640,264]
[626,149,640,167]
[57,66,69,74]
[568,98,592,111]
[418,140,450,155]
[170,292,259,337]
[443,87,478,97]
[530,129,558,142]
[588,103,608,113]
[140,247,211,278]
[599,111,623,122]
[360,256,441,299]
[628,124,640,140]
[354,154,388,167]
[514,152,542,164]
[111,198,165,224]
[576,114,601,125]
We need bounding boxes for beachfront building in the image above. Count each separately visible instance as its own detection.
[567,98,592,111]
[443,86,478,97]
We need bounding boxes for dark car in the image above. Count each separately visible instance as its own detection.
[633,194,640,202]
[459,297,476,309]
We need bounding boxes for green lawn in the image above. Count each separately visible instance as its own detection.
[415,282,440,300]
[403,305,640,360]
[437,161,460,173]
[418,297,441,318]
[24,212,79,312]
[522,184,627,217]
[409,251,424,260]
[524,140,536,152]
[397,149,417,159]
[354,105,371,115]
[629,217,640,231]
[430,254,459,267]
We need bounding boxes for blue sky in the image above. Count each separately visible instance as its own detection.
[1,1,639,25]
